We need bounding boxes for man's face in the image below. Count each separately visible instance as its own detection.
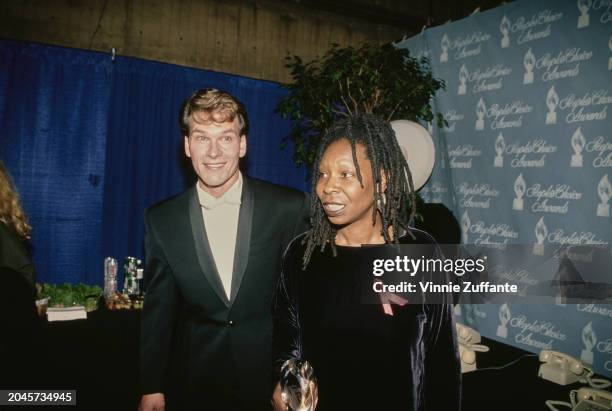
[184,111,247,197]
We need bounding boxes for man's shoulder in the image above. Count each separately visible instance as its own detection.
[144,188,193,222]
[247,177,307,204]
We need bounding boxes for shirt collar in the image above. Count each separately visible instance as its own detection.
[196,172,243,209]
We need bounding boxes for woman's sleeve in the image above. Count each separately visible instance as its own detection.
[0,222,36,287]
[272,245,303,376]
[422,300,462,411]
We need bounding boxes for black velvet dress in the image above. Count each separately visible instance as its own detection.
[272,229,461,411]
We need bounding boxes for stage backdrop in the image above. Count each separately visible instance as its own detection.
[396,0,611,378]
[0,39,306,286]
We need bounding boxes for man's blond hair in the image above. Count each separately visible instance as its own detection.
[180,88,249,136]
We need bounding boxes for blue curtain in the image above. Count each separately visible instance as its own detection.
[0,41,111,284]
[0,40,307,285]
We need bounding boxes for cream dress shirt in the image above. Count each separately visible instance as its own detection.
[196,173,243,299]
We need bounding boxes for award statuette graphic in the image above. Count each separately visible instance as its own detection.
[500,15,510,48]
[577,0,592,29]
[280,359,318,411]
[545,86,559,125]
[571,127,586,167]
[496,303,510,339]
[609,36,612,71]
[440,34,450,63]
[475,97,486,130]
[597,174,611,217]
[512,174,526,211]
[494,133,506,167]
[458,65,468,95]
[580,322,597,365]
[533,217,548,256]
[523,48,535,85]
[461,211,471,244]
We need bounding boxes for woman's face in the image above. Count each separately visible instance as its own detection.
[316,139,377,228]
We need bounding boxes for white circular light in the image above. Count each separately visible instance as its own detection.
[390,120,436,191]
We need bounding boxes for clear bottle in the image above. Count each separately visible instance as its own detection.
[104,257,118,299]
[135,259,144,296]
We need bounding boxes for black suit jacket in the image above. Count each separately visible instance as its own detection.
[0,221,36,287]
[140,176,309,410]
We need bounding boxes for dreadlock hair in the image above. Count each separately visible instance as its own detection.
[302,114,417,269]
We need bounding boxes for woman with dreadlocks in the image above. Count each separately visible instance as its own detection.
[271,114,461,411]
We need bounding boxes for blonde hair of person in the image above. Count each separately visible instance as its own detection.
[0,162,31,240]
[179,88,249,136]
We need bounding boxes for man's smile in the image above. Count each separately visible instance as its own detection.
[203,163,226,169]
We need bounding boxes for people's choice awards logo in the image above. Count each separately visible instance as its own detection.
[504,10,563,46]
[494,133,506,167]
[505,139,557,168]
[548,228,606,248]
[497,303,511,338]
[601,343,612,372]
[500,15,511,48]
[458,64,468,95]
[524,182,582,215]
[448,145,482,169]
[440,34,450,63]
[597,174,611,217]
[571,127,586,167]
[536,48,592,83]
[558,89,610,124]
[419,182,448,203]
[596,335,612,372]
[461,216,518,249]
[475,97,486,130]
[510,315,567,349]
[545,86,559,125]
[440,32,491,63]
[458,64,512,95]
[524,48,536,84]
[486,100,533,130]
[461,211,471,244]
[457,182,499,209]
[443,110,465,133]
[577,0,592,28]
[533,217,548,256]
[584,135,611,168]
[581,322,597,365]
[513,174,526,210]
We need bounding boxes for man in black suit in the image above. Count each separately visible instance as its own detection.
[139,89,309,411]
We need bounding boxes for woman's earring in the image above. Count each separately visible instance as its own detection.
[376,193,387,210]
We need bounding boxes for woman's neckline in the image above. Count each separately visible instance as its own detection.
[333,233,411,249]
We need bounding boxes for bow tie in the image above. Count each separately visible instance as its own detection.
[200,197,241,210]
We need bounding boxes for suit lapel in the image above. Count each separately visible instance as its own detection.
[230,177,254,303]
[188,187,230,307]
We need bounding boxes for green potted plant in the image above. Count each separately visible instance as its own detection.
[36,283,102,314]
[276,42,445,168]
